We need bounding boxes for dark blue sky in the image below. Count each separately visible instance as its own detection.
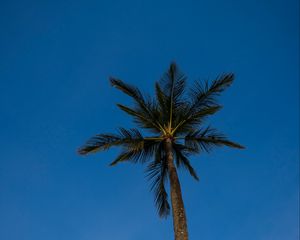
[0,0,299,239]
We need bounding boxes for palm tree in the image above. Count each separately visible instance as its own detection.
[78,62,244,240]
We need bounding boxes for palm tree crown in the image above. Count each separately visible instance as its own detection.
[78,62,244,230]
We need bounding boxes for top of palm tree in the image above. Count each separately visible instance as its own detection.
[78,62,244,217]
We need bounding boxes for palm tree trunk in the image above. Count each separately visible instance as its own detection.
[165,138,189,240]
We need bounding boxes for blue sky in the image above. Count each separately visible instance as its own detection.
[0,0,299,239]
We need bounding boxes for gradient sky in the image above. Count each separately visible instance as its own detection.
[0,0,299,239]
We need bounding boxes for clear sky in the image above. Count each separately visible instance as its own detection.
[0,0,299,239]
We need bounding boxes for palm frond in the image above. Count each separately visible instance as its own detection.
[110,78,144,103]
[156,62,187,128]
[155,82,168,123]
[158,63,186,102]
[116,103,163,133]
[110,135,161,166]
[78,128,161,156]
[171,74,234,134]
[189,73,234,114]
[78,133,122,155]
[145,143,170,218]
[172,105,222,135]
[111,78,164,133]
[185,126,245,153]
[173,143,199,181]
[189,73,234,108]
